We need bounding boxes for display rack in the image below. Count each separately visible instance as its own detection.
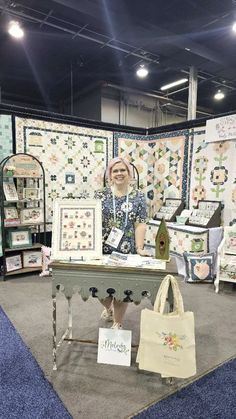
[188,200,221,228]
[153,198,185,222]
[0,153,46,280]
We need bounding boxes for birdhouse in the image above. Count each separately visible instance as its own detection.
[155,218,170,261]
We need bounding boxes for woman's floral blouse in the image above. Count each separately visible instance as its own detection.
[95,187,148,254]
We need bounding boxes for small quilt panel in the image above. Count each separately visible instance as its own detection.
[183,252,215,283]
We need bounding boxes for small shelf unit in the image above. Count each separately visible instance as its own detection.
[0,153,46,280]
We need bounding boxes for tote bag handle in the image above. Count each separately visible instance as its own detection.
[153,274,184,315]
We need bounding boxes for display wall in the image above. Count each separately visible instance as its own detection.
[1,110,236,238]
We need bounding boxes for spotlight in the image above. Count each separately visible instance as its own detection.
[8,21,24,39]
[136,65,149,78]
[214,89,225,100]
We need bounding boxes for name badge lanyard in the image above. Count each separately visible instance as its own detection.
[112,191,129,228]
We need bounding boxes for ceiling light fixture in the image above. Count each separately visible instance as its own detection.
[160,78,188,91]
[214,89,225,100]
[8,21,24,39]
[232,22,236,32]
[136,65,149,78]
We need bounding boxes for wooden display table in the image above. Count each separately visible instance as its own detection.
[51,257,178,370]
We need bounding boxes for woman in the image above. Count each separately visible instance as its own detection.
[95,157,149,329]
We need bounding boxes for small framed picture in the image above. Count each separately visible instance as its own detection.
[23,250,42,268]
[4,207,19,219]
[23,188,40,200]
[3,180,18,201]
[5,254,22,272]
[7,229,32,249]
[52,199,102,261]
[20,207,44,224]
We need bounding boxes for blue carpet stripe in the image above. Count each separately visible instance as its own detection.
[132,357,236,418]
[0,306,72,419]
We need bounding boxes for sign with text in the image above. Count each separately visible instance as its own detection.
[97,328,132,366]
[206,114,236,143]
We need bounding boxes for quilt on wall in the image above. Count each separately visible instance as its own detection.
[114,131,188,218]
[15,118,113,225]
[0,114,13,256]
[189,128,236,226]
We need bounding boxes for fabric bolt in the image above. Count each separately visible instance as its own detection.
[94,187,148,254]
[15,117,113,227]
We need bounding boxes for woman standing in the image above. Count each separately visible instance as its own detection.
[95,157,149,329]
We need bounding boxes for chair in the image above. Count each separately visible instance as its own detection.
[215,225,236,293]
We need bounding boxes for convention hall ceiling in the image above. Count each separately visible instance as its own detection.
[0,0,236,118]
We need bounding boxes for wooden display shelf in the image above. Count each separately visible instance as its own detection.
[4,199,42,203]
[5,243,42,252]
[4,267,41,276]
[4,222,45,228]
[3,175,42,179]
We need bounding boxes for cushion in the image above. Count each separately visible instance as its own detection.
[183,252,215,283]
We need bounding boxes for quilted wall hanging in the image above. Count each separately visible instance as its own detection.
[114,131,188,218]
[189,128,236,226]
[0,114,13,162]
[0,114,13,256]
[15,117,113,226]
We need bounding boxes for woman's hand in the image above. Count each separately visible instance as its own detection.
[136,247,151,257]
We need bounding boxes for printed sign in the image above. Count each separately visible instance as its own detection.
[97,328,132,366]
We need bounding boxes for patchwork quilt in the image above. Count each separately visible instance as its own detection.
[15,118,113,225]
[115,131,188,218]
[0,114,13,256]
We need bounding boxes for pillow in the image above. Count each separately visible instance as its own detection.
[183,252,215,283]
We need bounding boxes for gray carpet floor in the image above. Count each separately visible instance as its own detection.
[0,274,236,419]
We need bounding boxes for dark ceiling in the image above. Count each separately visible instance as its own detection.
[0,0,236,118]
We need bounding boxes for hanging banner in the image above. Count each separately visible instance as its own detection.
[206,114,236,143]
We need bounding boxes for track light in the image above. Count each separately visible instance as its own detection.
[8,21,24,39]
[214,89,225,100]
[160,78,188,91]
[136,65,149,78]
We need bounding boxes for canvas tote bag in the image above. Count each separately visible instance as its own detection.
[137,275,196,378]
